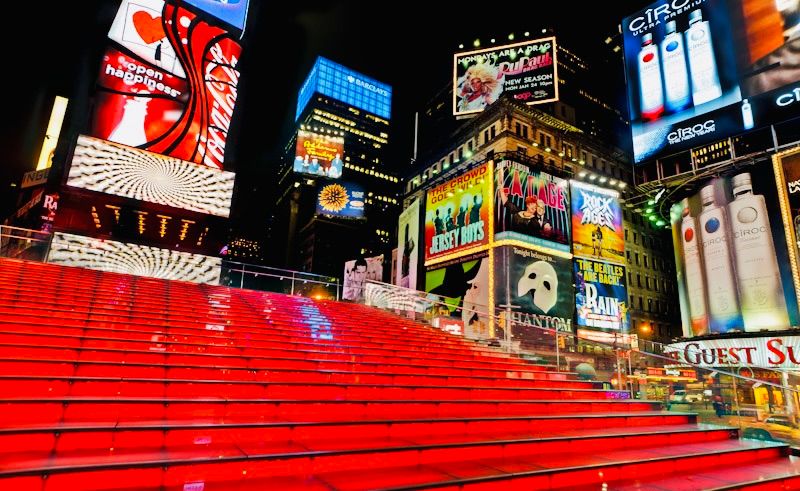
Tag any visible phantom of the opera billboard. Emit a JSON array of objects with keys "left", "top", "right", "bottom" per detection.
[
  {"left": 574, "top": 258, "right": 630, "bottom": 332},
  {"left": 494, "top": 160, "right": 570, "bottom": 253},
  {"left": 424, "top": 163, "right": 492, "bottom": 265},
  {"left": 453, "top": 37, "right": 558, "bottom": 116},
  {"left": 293, "top": 129, "right": 345, "bottom": 179},
  {"left": 494, "top": 245, "right": 574, "bottom": 335},
  {"left": 671, "top": 161, "right": 799, "bottom": 337},
  {"left": 571, "top": 181, "right": 624, "bottom": 264}
]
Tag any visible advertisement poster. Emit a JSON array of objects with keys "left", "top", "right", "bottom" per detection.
[
  {"left": 184, "top": 0, "right": 249, "bottom": 31},
  {"left": 574, "top": 258, "right": 630, "bottom": 332},
  {"left": 91, "top": 47, "right": 188, "bottom": 149},
  {"left": 776, "top": 149, "right": 800, "bottom": 306},
  {"left": 425, "top": 253, "right": 490, "bottom": 339},
  {"left": 101, "top": 0, "right": 243, "bottom": 170},
  {"left": 397, "top": 199, "right": 420, "bottom": 290},
  {"left": 494, "top": 245, "right": 574, "bottom": 334},
  {"left": 571, "top": 181, "right": 624, "bottom": 264},
  {"left": 424, "top": 163, "right": 492, "bottom": 264},
  {"left": 293, "top": 130, "right": 345, "bottom": 178},
  {"left": 670, "top": 162, "right": 798, "bottom": 337},
  {"left": 494, "top": 160, "right": 570, "bottom": 253},
  {"left": 315, "top": 182, "right": 365, "bottom": 219},
  {"left": 623, "top": 0, "right": 800, "bottom": 162},
  {"left": 343, "top": 255, "right": 383, "bottom": 302},
  {"left": 67, "top": 135, "right": 235, "bottom": 218},
  {"left": 453, "top": 37, "right": 558, "bottom": 116}
]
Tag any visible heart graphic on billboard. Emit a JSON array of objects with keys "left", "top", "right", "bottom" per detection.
[{"left": 132, "top": 11, "right": 164, "bottom": 44}]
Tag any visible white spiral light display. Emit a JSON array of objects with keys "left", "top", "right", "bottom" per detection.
[{"left": 67, "top": 135, "right": 235, "bottom": 217}]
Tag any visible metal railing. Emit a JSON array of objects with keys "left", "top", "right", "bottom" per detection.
[
  {"left": 0, "top": 225, "right": 52, "bottom": 262},
  {"left": 362, "top": 279, "right": 800, "bottom": 448},
  {"left": 219, "top": 261, "right": 340, "bottom": 300},
  {"left": 0, "top": 226, "right": 341, "bottom": 300}
]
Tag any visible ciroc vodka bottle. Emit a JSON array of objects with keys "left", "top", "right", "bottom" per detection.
[
  {"left": 728, "top": 172, "right": 789, "bottom": 331},
  {"left": 698, "top": 183, "right": 743, "bottom": 332},
  {"left": 638, "top": 32, "right": 665, "bottom": 121},
  {"left": 741, "top": 99, "right": 754, "bottom": 130},
  {"left": 686, "top": 9, "right": 723, "bottom": 106},
  {"left": 662, "top": 20, "right": 691, "bottom": 112},
  {"left": 680, "top": 198, "right": 709, "bottom": 335}
]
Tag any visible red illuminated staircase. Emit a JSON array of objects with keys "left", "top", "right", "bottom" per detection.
[{"left": 0, "top": 258, "right": 799, "bottom": 490}]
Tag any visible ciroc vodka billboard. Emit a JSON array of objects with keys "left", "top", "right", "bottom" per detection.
[
  {"left": 623, "top": 0, "right": 800, "bottom": 163},
  {"left": 670, "top": 161, "right": 799, "bottom": 337}
]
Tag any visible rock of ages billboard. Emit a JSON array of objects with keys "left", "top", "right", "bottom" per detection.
[
  {"left": 570, "top": 181, "right": 624, "bottom": 264},
  {"left": 494, "top": 160, "right": 570, "bottom": 253},
  {"left": 574, "top": 258, "right": 630, "bottom": 332},
  {"left": 425, "top": 163, "right": 491, "bottom": 264},
  {"left": 494, "top": 245, "right": 574, "bottom": 334},
  {"left": 93, "top": 0, "right": 243, "bottom": 170}
]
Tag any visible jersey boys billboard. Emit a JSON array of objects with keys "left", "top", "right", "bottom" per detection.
[
  {"left": 624, "top": 0, "right": 800, "bottom": 163},
  {"left": 454, "top": 38, "right": 558, "bottom": 116},
  {"left": 495, "top": 160, "right": 570, "bottom": 253},
  {"left": 98, "top": 0, "right": 242, "bottom": 170},
  {"left": 571, "top": 181, "right": 624, "bottom": 264},
  {"left": 574, "top": 258, "right": 630, "bottom": 332},
  {"left": 425, "top": 163, "right": 491, "bottom": 264}
]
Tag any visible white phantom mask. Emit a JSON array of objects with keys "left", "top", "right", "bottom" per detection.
[{"left": 517, "top": 260, "right": 558, "bottom": 314}]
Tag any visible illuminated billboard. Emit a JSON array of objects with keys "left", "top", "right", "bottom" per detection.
[
  {"left": 624, "top": 0, "right": 800, "bottom": 163},
  {"left": 67, "top": 135, "right": 235, "bottom": 218},
  {"left": 296, "top": 56, "right": 392, "bottom": 120},
  {"left": 48, "top": 232, "right": 222, "bottom": 284},
  {"left": 343, "top": 255, "right": 383, "bottom": 302},
  {"left": 397, "top": 199, "right": 420, "bottom": 290},
  {"left": 424, "top": 163, "right": 492, "bottom": 265},
  {"left": 570, "top": 181, "right": 624, "bottom": 264},
  {"left": 670, "top": 163, "right": 799, "bottom": 337},
  {"left": 667, "top": 336, "right": 800, "bottom": 369},
  {"left": 453, "top": 37, "right": 558, "bottom": 116},
  {"left": 425, "top": 253, "right": 490, "bottom": 339},
  {"left": 184, "top": 0, "right": 249, "bottom": 31},
  {"left": 494, "top": 245, "right": 574, "bottom": 333},
  {"left": 574, "top": 258, "right": 630, "bottom": 332},
  {"left": 316, "top": 182, "right": 365, "bottom": 219},
  {"left": 494, "top": 160, "right": 570, "bottom": 253},
  {"left": 294, "top": 130, "right": 345, "bottom": 178},
  {"left": 775, "top": 149, "right": 800, "bottom": 308},
  {"left": 104, "top": 0, "right": 242, "bottom": 170}
]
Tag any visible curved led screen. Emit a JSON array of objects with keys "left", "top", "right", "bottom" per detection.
[{"left": 67, "top": 135, "right": 234, "bottom": 218}]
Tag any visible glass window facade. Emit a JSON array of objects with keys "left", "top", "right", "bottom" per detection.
[{"left": 296, "top": 57, "right": 392, "bottom": 120}]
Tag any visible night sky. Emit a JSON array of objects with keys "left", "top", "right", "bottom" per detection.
[{"left": 1, "top": 1, "right": 651, "bottom": 231}]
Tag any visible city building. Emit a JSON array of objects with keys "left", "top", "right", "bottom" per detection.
[
  {"left": 13, "top": 1, "right": 250, "bottom": 284},
  {"left": 273, "top": 56, "right": 401, "bottom": 278},
  {"left": 404, "top": 95, "right": 680, "bottom": 342}
]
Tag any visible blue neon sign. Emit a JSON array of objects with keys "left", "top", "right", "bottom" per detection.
[{"left": 296, "top": 57, "right": 392, "bottom": 120}]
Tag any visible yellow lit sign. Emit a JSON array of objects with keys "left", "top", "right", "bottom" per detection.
[{"left": 36, "top": 96, "right": 68, "bottom": 170}]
